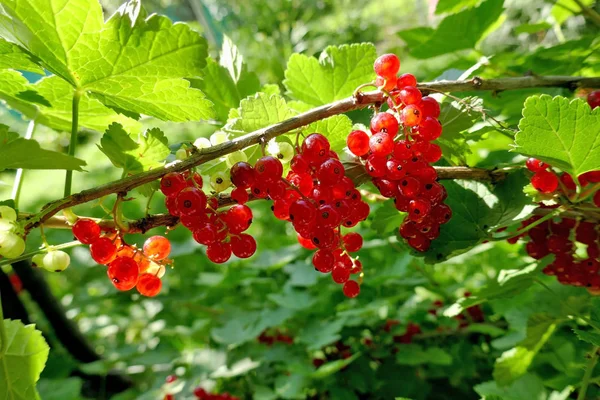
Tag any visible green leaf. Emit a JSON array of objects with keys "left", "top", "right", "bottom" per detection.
[
  {"left": 514, "top": 22, "right": 552, "bottom": 34},
  {"left": 229, "top": 93, "right": 295, "bottom": 133},
  {"left": 37, "top": 378, "right": 83, "bottom": 400},
  {"left": 306, "top": 114, "right": 353, "bottom": 154},
  {"left": 493, "top": 313, "right": 558, "bottom": 385},
  {"left": 475, "top": 374, "right": 548, "bottom": 400},
  {"left": 514, "top": 95, "right": 600, "bottom": 178},
  {"left": 0, "top": 0, "right": 214, "bottom": 122},
  {"left": 436, "top": 97, "right": 483, "bottom": 164},
  {"left": 283, "top": 43, "right": 377, "bottom": 106},
  {"left": 0, "top": 71, "right": 141, "bottom": 133},
  {"left": 191, "top": 59, "right": 242, "bottom": 123},
  {"left": 552, "top": 0, "right": 595, "bottom": 24},
  {"left": 0, "top": 320, "right": 50, "bottom": 400},
  {"left": 398, "top": 0, "right": 504, "bottom": 59},
  {"left": 311, "top": 352, "right": 361, "bottom": 379},
  {"left": 98, "top": 124, "right": 170, "bottom": 175},
  {"left": 268, "top": 288, "right": 316, "bottom": 310},
  {"left": 297, "top": 318, "right": 346, "bottom": 351},
  {"left": 423, "top": 171, "right": 533, "bottom": 263},
  {"left": 435, "top": 0, "right": 482, "bottom": 14},
  {"left": 572, "top": 329, "right": 600, "bottom": 346},
  {"left": 275, "top": 373, "right": 307, "bottom": 399},
  {"left": 370, "top": 201, "right": 405, "bottom": 235},
  {"left": 396, "top": 344, "right": 453, "bottom": 366},
  {"left": 211, "top": 308, "right": 293, "bottom": 346},
  {"left": 0, "top": 124, "right": 86, "bottom": 171},
  {"left": 0, "top": 38, "right": 43, "bottom": 74}
]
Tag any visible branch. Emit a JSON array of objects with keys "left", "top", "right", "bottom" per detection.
[{"left": 23, "top": 75, "right": 600, "bottom": 233}]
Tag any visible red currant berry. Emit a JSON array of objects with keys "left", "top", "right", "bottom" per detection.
[
  {"left": 311, "top": 229, "right": 337, "bottom": 249},
  {"left": 373, "top": 53, "right": 400, "bottom": 78},
  {"left": 230, "top": 162, "right": 256, "bottom": 188},
  {"left": 408, "top": 199, "right": 432, "bottom": 222},
  {"left": 317, "top": 159, "right": 345, "bottom": 185},
  {"left": 375, "top": 75, "right": 397, "bottom": 91},
  {"left": 399, "top": 86, "right": 422, "bottom": 105},
  {"left": 223, "top": 205, "right": 253, "bottom": 234},
  {"left": 267, "top": 180, "right": 288, "bottom": 200},
  {"left": 206, "top": 242, "right": 232, "bottom": 263},
  {"left": 160, "top": 172, "right": 187, "bottom": 197},
  {"left": 370, "top": 113, "right": 399, "bottom": 137},
  {"left": 298, "top": 234, "right": 317, "bottom": 250},
  {"left": 368, "top": 132, "right": 393, "bottom": 157},
  {"left": 531, "top": 170, "right": 559, "bottom": 193},
  {"left": 401, "top": 105, "right": 422, "bottom": 127},
  {"left": 107, "top": 256, "right": 139, "bottom": 291},
  {"left": 588, "top": 90, "right": 600, "bottom": 109},
  {"left": 143, "top": 236, "right": 171, "bottom": 260},
  {"left": 313, "top": 249, "right": 334, "bottom": 273},
  {"left": 176, "top": 187, "right": 207, "bottom": 216},
  {"left": 407, "top": 233, "right": 431, "bottom": 252},
  {"left": 90, "top": 237, "right": 118, "bottom": 264},
  {"left": 230, "top": 234, "right": 257, "bottom": 258},
  {"left": 385, "top": 158, "right": 406, "bottom": 180},
  {"left": 398, "top": 177, "right": 422, "bottom": 199},
  {"left": 346, "top": 130, "right": 370, "bottom": 157},
  {"left": 419, "top": 96, "right": 440, "bottom": 118},
  {"left": 397, "top": 73, "right": 417, "bottom": 89},
  {"left": 525, "top": 158, "right": 548, "bottom": 172},
  {"left": 231, "top": 187, "right": 249, "bottom": 204},
  {"left": 291, "top": 154, "right": 310, "bottom": 174},
  {"left": 136, "top": 274, "right": 162, "bottom": 297},
  {"left": 365, "top": 155, "right": 388, "bottom": 177},
  {"left": 332, "top": 265, "right": 350, "bottom": 284},
  {"left": 373, "top": 178, "right": 398, "bottom": 198},
  {"left": 289, "top": 199, "right": 316, "bottom": 225},
  {"left": 166, "top": 375, "right": 177, "bottom": 383},
  {"left": 315, "top": 204, "right": 341, "bottom": 229},
  {"left": 255, "top": 156, "right": 283, "bottom": 183},
  {"left": 431, "top": 203, "right": 452, "bottom": 225},
  {"left": 418, "top": 117, "right": 442, "bottom": 140},
  {"left": 343, "top": 280, "right": 360, "bottom": 298},
  {"left": 301, "top": 133, "right": 330, "bottom": 163},
  {"left": 72, "top": 219, "right": 101, "bottom": 244},
  {"left": 193, "top": 223, "right": 219, "bottom": 245},
  {"left": 343, "top": 232, "right": 362, "bottom": 252}
]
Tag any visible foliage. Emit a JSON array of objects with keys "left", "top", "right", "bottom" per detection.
[{"left": 0, "top": 0, "right": 599, "bottom": 399}]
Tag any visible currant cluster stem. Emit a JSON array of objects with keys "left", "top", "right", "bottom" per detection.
[
  {"left": 64, "top": 91, "right": 81, "bottom": 197},
  {"left": 22, "top": 75, "right": 600, "bottom": 233}
]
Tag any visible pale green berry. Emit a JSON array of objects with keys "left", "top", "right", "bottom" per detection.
[
  {"left": 225, "top": 151, "right": 248, "bottom": 168},
  {"left": 0, "top": 206, "right": 17, "bottom": 221},
  {"left": 268, "top": 141, "right": 294, "bottom": 163},
  {"left": 0, "top": 231, "right": 25, "bottom": 259},
  {"left": 42, "top": 250, "right": 70, "bottom": 272},
  {"left": 210, "top": 171, "right": 231, "bottom": 192},
  {"left": 210, "top": 131, "right": 228, "bottom": 146},
  {"left": 32, "top": 253, "right": 46, "bottom": 268},
  {"left": 0, "top": 218, "right": 13, "bottom": 232},
  {"left": 146, "top": 262, "right": 166, "bottom": 278},
  {"left": 175, "top": 148, "right": 188, "bottom": 160},
  {"left": 193, "top": 137, "right": 211, "bottom": 150}
]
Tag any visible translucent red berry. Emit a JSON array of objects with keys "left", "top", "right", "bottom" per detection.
[
  {"left": 289, "top": 199, "right": 316, "bottom": 225},
  {"left": 419, "top": 96, "right": 440, "bottom": 118},
  {"left": 107, "top": 256, "right": 139, "bottom": 291},
  {"left": 301, "top": 133, "right": 330, "bottom": 163},
  {"left": 401, "top": 105, "right": 422, "bottom": 127},
  {"left": 312, "top": 249, "right": 334, "bottom": 273},
  {"left": 531, "top": 170, "right": 559, "bottom": 193},
  {"left": 345, "top": 130, "right": 370, "bottom": 157},
  {"left": 397, "top": 73, "right": 417, "bottom": 89},
  {"left": 230, "top": 234, "right": 257, "bottom": 258},
  {"left": 231, "top": 187, "right": 249, "bottom": 204},
  {"left": 399, "top": 86, "right": 422, "bottom": 105},
  {"left": 375, "top": 75, "right": 397, "bottom": 91},
  {"left": 525, "top": 158, "right": 548, "bottom": 172},
  {"left": 588, "top": 90, "right": 600, "bottom": 109},
  {"left": 136, "top": 273, "right": 162, "bottom": 297},
  {"left": 317, "top": 159, "right": 345, "bottom": 185},
  {"left": 143, "top": 236, "right": 171, "bottom": 260},
  {"left": 255, "top": 156, "right": 283, "bottom": 182},
  {"left": 90, "top": 237, "right": 118, "bottom": 264},
  {"left": 370, "top": 113, "right": 399, "bottom": 137},
  {"left": 223, "top": 205, "right": 253, "bottom": 234},
  {"left": 418, "top": 117, "right": 442, "bottom": 140},
  {"left": 176, "top": 187, "right": 207, "bottom": 216},
  {"left": 332, "top": 265, "right": 350, "bottom": 284},
  {"left": 160, "top": 172, "right": 187, "bottom": 197},
  {"left": 369, "top": 132, "right": 394, "bottom": 156},
  {"left": 373, "top": 53, "right": 400, "bottom": 78},
  {"left": 72, "top": 219, "right": 101, "bottom": 244},
  {"left": 343, "top": 232, "right": 363, "bottom": 252},
  {"left": 343, "top": 280, "right": 360, "bottom": 298},
  {"left": 193, "top": 223, "right": 219, "bottom": 245},
  {"left": 230, "top": 161, "right": 256, "bottom": 188},
  {"left": 206, "top": 243, "right": 232, "bottom": 263}
]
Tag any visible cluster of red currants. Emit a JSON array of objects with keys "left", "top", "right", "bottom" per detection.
[
  {"left": 249, "top": 133, "right": 367, "bottom": 298},
  {"left": 257, "top": 329, "right": 294, "bottom": 346},
  {"left": 161, "top": 171, "right": 256, "bottom": 263},
  {"left": 72, "top": 219, "right": 169, "bottom": 296},
  {"left": 510, "top": 211, "right": 600, "bottom": 292},
  {"left": 347, "top": 53, "right": 452, "bottom": 252},
  {"left": 527, "top": 158, "right": 600, "bottom": 204}
]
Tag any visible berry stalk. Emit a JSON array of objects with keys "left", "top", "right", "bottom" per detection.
[{"left": 64, "top": 91, "right": 82, "bottom": 197}]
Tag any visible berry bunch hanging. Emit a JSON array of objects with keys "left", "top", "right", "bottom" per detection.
[
  {"left": 348, "top": 53, "right": 452, "bottom": 252},
  {"left": 71, "top": 218, "right": 170, "bottom": 296},
  {"left": 161, "top": 170, "right": 256, "bottom": 263},
  {"left": 230, "top": 133, "right": 369, "bottom": 298}
]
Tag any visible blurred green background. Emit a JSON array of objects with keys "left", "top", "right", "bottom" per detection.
[{"left": 1, "top": 0, "right": 599, "bottom": 399}]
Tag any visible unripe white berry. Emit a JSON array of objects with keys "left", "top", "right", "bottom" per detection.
[
  {"left": 0, "top": 218, "right": 13, "bottom": 232},
  {"left": 210, "top": 131, "right": 228, "bottom": 146},
  {"left": 268, "top": 141, "right": 294, "bottom": 163},
  {"left": 0, "top": 231, "right": 25, "bottom": 259},
  {"left": 210, "top": 171, "right": 231, "bottom": 192},
  {"left": 193, "top": 137, "right": 211, "bottom": 150},
  {"left": 225, "top": 151, "right": 247, "bottom": 168},
  {"left": 32, "top": 253, "right": 46, "bottom": 268},
  {"left": 42, "top": 250, "right": 70, "bottom": 272},
  {"left": 0, "top": 206, "right": 17, "bottom": 221}
]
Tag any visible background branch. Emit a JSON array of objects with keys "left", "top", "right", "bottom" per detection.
[{"left": 23, "top": 75, "right": 600, "bottom": 233}]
